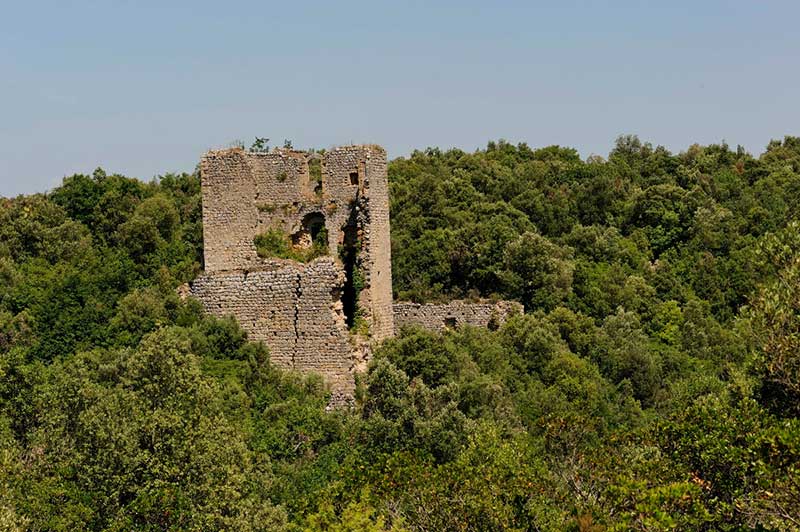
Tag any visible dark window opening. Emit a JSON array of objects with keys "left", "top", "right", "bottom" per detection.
[
  {"left": 308, "top": 218, "right": 324, "bottom": 242},
  {"left": 444, "top": 317, "right": 457, "bottom": 329},
  {"left": 341, "top": 224, "right": 359, "bottom": 328},
  {"left": 349, "top": 171, "right": 359, "bottom": 186}
]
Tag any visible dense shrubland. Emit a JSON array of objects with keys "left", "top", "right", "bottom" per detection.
[{"left": 1, "top": 136, "right": 799, "bottom": 530}]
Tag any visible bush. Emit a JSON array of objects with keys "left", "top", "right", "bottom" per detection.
[{"left": 254, "top": 228, "right": 328, "bottom": 263}]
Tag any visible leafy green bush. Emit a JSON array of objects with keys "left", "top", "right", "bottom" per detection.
[
  {"left": 254, "top": 227, "right": 328, "bottom": 263},
  {"left": 254, "top": 228, "right": 292, "bottom": 259}
]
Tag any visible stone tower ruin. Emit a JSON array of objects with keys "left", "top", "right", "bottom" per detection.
[
  {"left": 191, "top": 145, "right": 393, "bottom": 400},
  {"left": 189, "top": 143, "right": 522, "bottom": 401}
]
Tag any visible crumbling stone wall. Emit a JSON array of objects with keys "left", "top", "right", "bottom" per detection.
[{"left": 393, "top": 300, "right": 524, "bottom": 334}]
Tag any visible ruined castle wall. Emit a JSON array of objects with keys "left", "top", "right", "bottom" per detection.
[
  {"left": 318, "top": 147, "right": 367, "bottom": 256},
  {"left": 190, "top": 257, "right": 355, "bottom": 399},
  {"left": 393, "top": 300, "right": 524, "bottom": 334},
  {"left": 189, "top": 264, "right": 298, "bottom": 367},
  {"left": 201, "top": 149, "right": 318, "bottom": 272},
  {"left": 321, "top": 145, "right": 394, "bottom": 341}
]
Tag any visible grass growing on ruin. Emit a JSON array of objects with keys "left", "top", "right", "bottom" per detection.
[
  {"left": 254, "top": 229, "right": 289, "bottom": 258},
  {"left": 254, "top": 228, "right": 328, "bottom": 263},
  {"left": 351, "top": 308, "right": 370, "bottom": 336}
]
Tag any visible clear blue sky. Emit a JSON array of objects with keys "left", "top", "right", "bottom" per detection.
[{"left": 1, "top": 0, "right": 798, "bottom": 196}]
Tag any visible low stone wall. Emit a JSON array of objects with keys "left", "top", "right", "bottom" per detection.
[
  {"left": 190, "top": 257, "right": 355, "bottom": 401},
  {"left": 393, "top": 300, "right": 523, "bottom": 334}
]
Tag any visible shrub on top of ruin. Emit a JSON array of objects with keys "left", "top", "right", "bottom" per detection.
[
  {"left": 254, "top": 229, "right": 291, "bottom": 260},
  {"left": 249, "top": 137, "right": 269, "bottom": 153}
]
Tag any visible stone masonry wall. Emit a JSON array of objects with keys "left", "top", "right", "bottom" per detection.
[
  {"left": 190, "top": 257, "right": 355, "bottom": 400},
  {"left": 393, "top": 300, "right": 524, "bottom": 334},
  {"left": 365, "top": 150, "right": 394, "bottom": 342}
]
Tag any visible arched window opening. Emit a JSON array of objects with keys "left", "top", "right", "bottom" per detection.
[{"left": 292, "top": 212, "right": 327, "bottom": 254}]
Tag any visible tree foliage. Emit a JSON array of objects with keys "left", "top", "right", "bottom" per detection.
[{"left": 1, "top": 136, "right": 800, "bottom": 530}]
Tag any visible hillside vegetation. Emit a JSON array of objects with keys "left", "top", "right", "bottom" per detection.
[{"left": 1, "top": 136, "right": 800, "bottom": 530}]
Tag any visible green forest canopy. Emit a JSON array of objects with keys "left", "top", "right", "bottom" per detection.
[{"left": 1, "top": 136, "right": 800, "bottom": 530}]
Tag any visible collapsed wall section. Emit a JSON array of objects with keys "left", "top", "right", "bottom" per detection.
[
  {"left": 190, "top": 257, "right": 355, "bottom": 400},
  {"left": 393, "top": 300, "right": 524, "bottom": 334}
]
